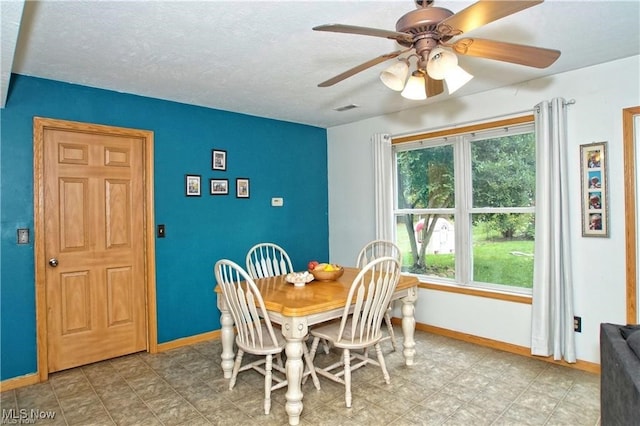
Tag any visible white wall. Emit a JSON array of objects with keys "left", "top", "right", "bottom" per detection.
[{"left": 327, "top": 55, "right": 640, "bottom": 364}]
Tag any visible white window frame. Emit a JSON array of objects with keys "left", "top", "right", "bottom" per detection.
[{"left": 392, "top": 121, "right": 535, "bottom": 295}]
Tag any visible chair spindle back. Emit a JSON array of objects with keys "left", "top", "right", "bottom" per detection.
[
  {"left": 215, "top": 259, "right": 280, "bottom": 349},
  {"left": 337, "top": 256, "right": 401, "bottom": 344},
  {"left": 246, "top": 243, "right": 294, "bottom": 279}
]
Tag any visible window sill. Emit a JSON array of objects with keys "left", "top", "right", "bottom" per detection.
[{"left": 417, "top": 280, "right": 532, "bottom": 304}]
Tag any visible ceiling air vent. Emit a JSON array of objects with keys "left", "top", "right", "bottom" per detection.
[{"left": 334, "top": 104, "right": 359, "bottom": 112}]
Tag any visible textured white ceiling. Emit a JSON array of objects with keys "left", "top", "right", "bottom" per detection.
[{"left": 3, "top": 0, "right": 639, "bottom": 128}]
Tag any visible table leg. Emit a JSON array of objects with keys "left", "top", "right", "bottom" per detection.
[
  {"left": 401, "top": 286, "right": 418, "bottom": 366},
  {"left": 281, "top": 318, "right": 308, "bottom": 426},
  {"left": 219, "top": 308, "right": 235, "bottom": 379}
]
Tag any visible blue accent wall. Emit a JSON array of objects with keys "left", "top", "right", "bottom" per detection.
[{"left": 0, "top": 75, "right": 328, "bottom": 381}]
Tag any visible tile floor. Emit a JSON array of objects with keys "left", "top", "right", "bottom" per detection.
[{"left": 1, "top": 331, "right": 601, "bottom": 425}]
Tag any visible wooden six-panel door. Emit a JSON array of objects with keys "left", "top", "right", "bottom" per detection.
[{"left": 38, "top": 120, "right": 151, "bottom": 373}]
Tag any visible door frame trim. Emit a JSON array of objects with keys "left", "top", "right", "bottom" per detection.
[
  {"left": 33, "top": 117, "right": 157, "bottom": 381},
  {"left": 624, "top": 106, "right": 640, "bottom": 324}
]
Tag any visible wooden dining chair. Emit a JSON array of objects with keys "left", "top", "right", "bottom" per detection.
[
  {"left": 246, "top": 242, "right": 294, "bottom": 279},
  {"left": 308, "top": 256, "right": 401, "bottom": 408},
  {"left": 247, "top": 242, "right": 334, "bottom": 357},
  {"left": 214, "top": 259, "right": 320, "bottom": 414},
  {"left": 356, "top": 239, "right": 402, "bottom": 351}
]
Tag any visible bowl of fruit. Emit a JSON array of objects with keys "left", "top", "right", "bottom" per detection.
[{"left": 307, "top": 261, "right": 344, "bottom": 281}]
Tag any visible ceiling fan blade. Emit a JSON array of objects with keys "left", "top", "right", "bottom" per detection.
[
  {"left": 437, "top": 0, "right": 543, "bottom": 35},
  {"left": 313, "top": 24, "right": 413, "bottom": 44},
  {"left": 452, "top": 38, "right": 560, "bottom": 68},
  {"left": 318, "top": 49, "right": 410, "bottom": 87},
  {"left": 425, "top": 75, "right": 444, "bottom": 97}
]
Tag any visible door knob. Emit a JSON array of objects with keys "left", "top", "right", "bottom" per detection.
[{"left": 48, "top": 258, "right": 58, "bottom": 267}]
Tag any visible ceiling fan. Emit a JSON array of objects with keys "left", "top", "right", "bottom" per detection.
[{"left": 314, "top": 0, "right": 561, "bottom": 100}]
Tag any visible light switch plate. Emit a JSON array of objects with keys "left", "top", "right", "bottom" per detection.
[
  {"left": 271, "top": 197, "right": 284, "bottom": 207},
  {"left": 17, "top": 228, "right": 30, "bottom": 244}
]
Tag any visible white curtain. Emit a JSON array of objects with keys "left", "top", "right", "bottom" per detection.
[
  {"left": 373, "top": 133, "right": 393, "bottom": 240},
  {"left": 531, "top": 98, "right": 576, "bottom": 363}
]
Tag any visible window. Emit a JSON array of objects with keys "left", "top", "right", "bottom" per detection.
[{"left": 393, "top": 117, "right": 535, "bottom": 294}]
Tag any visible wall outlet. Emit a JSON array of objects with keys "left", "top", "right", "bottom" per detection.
[
  {"left": 574, "top": 316, "right": 582, "bottom": 333},
  {"left": 271, "top": 197, "right": 283, "bottom": 207}
]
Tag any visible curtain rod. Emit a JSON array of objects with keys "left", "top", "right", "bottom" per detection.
[
  {"left": 533, "top": 98, "right": 577, "bottom": 112},
  {"left": 391, "top": 109, "right": 534, "bottom": 140},
  {"left": 391, "top": 99, "right": 577, "bottom": 140}
]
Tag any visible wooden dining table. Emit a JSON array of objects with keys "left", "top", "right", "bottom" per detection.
[{"left": 215, "top": 267, "right": 419, "bottom": 426}]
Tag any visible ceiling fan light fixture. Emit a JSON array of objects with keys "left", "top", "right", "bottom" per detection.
[
  {"left": 401, "top": 72, "right": 427, "bottom": 100},
  {"left": 315, "top": 1, "right": 561, "bottom": 96},
  {"left": 426, "top": 47, "right": 457, "bottom": 80},
  {"left": 380, "top": 59, "right": 410, "bottom": 91},
  {"left": 444, "top": 65, "right": 473, "bottom": 94}
]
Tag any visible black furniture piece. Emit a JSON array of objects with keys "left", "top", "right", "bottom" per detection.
[{"left": 599, "top": 323, "right": 640, "bottom": 426}]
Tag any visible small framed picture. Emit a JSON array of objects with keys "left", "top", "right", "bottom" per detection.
[
  {"left": 236, "top": 178, "right": 250, "bottom": 198},
  {"left": 580, "top": 142, "right": 608, "bottom": 237},
  {"left": 210, "top": 179, "right": 228, "bottom": 195},
  {"left": 212, "top": 149, "right": 227, "bottom": 171},
  {"left": 185, "top": 174, "right": 201, "bottom": 197}
]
